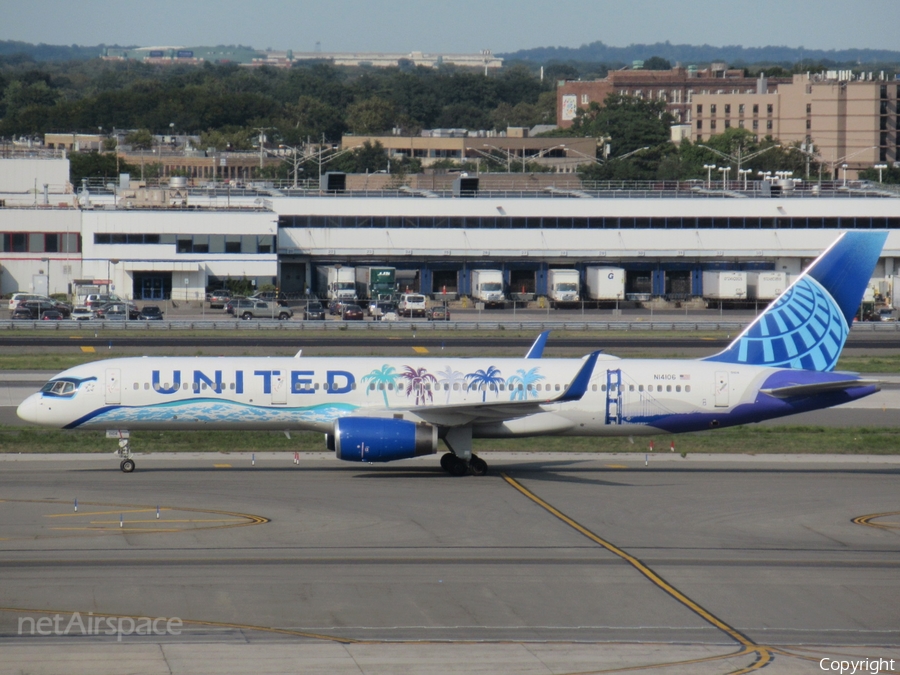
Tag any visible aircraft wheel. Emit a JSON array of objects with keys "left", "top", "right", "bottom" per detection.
[
  {"left": 469, "top": 455, "right": 488, "bottom": 476},
  {"left": 447, "top": 456, "right": 469, "bottom": 477},
  {"left": 120, "top": 459, "right": 135, "bottom": 473},
  {"left": 440, "top": 453, "right": 455, "bottom": 472}
]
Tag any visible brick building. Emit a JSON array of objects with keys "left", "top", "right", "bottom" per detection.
[{"left": 557, "top": 65, "right": 790, "bottom": 128}]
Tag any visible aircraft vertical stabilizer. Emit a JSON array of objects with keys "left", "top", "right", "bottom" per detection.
[{"left": 704, "top": 231, "right": 887, "bottom": 372}]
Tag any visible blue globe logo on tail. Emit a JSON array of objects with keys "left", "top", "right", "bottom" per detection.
[
  {"left": 729, "top": 276, "right": 847, "bottom": 371},
  {"left": 705, "top": 231, "right": 887, "bottom": 372}
]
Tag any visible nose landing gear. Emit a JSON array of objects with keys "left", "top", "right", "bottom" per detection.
[{"left": 115, "top": 436, "right": 135, "bottom": 473}]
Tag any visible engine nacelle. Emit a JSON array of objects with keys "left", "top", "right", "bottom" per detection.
[{"left": 333, "top": 417, "right": 438, "bottom": 462}]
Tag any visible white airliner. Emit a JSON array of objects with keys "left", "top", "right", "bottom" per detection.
[{"left": 18, "top": 231, "right": 886, "bottom": 475}]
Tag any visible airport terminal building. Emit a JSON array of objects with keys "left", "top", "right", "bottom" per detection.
[{"left": 1, "top": 158, "right": 899, "bottom": 302}]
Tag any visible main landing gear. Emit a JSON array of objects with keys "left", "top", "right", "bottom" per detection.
[
  {"left": 116, "top": 437, "right": 135, "bottom": 473},
  {"left": 440, "top": 426, "right": 487, "bottom": 476},
  {"left": 440, "top": 452, "right": 488, "bottom": 476}
]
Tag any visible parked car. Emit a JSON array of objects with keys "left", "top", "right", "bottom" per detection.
[
  {"left": 398, "top": 293, "right": 427, "bottom": 318},
  {"left": 70, "top": 306, "right": 96, "bottom": 321},
  {"left": 98, "top": 303, "right": 129, "bottom": 320},
  {"left": 251, "top": 291, "right": 288, "bottom": 304},
  {"left": 302, "top": 301, "right": 326, "bottom": 320},
  {"left": 229, "top": 299, "right": 293, "bottom": 320},
  {"left": 341, "top": 303, "right": 365, "bottom": 321},
  {"left": 426, "top": 305, "right": 451, "bottom": 321},
  {"left": 138, "top": 305, "right": 164, "bottom": 320},
  {"left": 40, "top": 310, "right": 65, "bottom": 320},
  {"left": 11, "top": 307, "right": 34, "bottom": 320},
  {"left": 84, "top": 293, "right": 125, "bottom": 309},
  {"left": 8, "top": 293, "right": 51, "bottom": 311},
  {"left": 879, "top": 307, "right": 894, "bottom": 321},
  {"left": 20, "top": 300, "right": 71, "bottom": 319},
  {"left": 208, "top": 289, "right": 232, "bottom": 309},
  {"left": 223, "top": 296, "right": 247, "bottom": 314}
]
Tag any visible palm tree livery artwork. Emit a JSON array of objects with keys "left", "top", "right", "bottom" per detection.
[
  {"left": 436, "top": 366, "right": 467, "bottom": 404},
  {"left": 465, "top": 366, "right": 505, "bottom": 402},
  {"left": 400, "top": 366, "right": 438, "bottom": 405},
  {"left": 360, "top": 365, "right": 399, "bottom": 407},
  {"left": 506, "top": 367, "right": 545, "bottom": 400}
]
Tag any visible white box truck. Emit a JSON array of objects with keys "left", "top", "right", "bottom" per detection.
[
  {"left": 747, "top": 271, "right": 787, "bottom": 301},
  {"left": 584, "top": 267, "right": 626, "bottom": 301},
  {"left": 469, "top": 270, "right": 505, "bottom": 306},
  {"left": 317, "top": 266, "right": 357, "bottom": 301},
  {"left": 547, "top": 269, "right": 581, "bottom": 307},
  {"left": 702, "top": 271, "right": 748, "bottom": 300}
]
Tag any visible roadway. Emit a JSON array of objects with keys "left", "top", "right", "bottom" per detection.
[{"left": 0, "top": 453, "right": 897, "bottom": 674}]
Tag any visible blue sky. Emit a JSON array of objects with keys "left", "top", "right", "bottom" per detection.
[{"left": 1, "top": 0, "right": 896, "bottom": 54}]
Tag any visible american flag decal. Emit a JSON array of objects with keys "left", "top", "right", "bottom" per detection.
[{"left": 679, "top": 374, "right": 691, "bottom": 380}]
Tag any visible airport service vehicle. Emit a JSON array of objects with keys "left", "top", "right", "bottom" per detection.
[
  {"left": 547, "top": 269, "right": 581, "bottom": 307},
  {"left": 398, "top": 293, "right": 427, "bottom": 318},
  {"left": 469, "top": 270, "right": 505, "bottom": 306},
  {"left": 747, "top": 272, "right": 787, "bottom": 301},
  {"left": 584, "top": 267, "right": 626, "bottom": 301},
  {"left": 17, "top": 233, "right": 886, "bottom": 476},
  {"left": 355, "top": 266, "right": 396, "bottom": 301},
  {"left": 317, "top": 266, "right": 357, "bottom": 301},
  {"left": 702, "top": 271, "right": 748, "bottom": 301}
]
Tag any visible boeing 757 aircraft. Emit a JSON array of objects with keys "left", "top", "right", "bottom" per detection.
[{"left": 18, "top": 231, "right": 886, "bottom": 475}]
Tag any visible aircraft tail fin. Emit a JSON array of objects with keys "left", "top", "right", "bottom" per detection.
[{"left": 704, "top": 231, "right": 887, "bottom": 372}]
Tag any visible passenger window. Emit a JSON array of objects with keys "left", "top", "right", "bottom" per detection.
[
  {"left": 144, "top": 383, "right": 150, "bottom": 390},
  {"left": 591, "top": 385, "right": 597, "bottom": 392},
  {"left": 685, "top": 385, "right": 691, "bottom": 392},
  {"left": 133, "top": 383, "right": 139, "bottom": 390},
  {"left": 601, "top": 384, "right": 607, "bottom": 391},
  {"left": 629, "top": 385, "right": 634, "bottom": 392},
  {"left": 453, "top": 383, "right": 460, "bottom": 391},
  {"left": 638, "top": 385, "right": 644, "bottom": 392},
  {"left": 666, "top": 385, "right": 672, "bottom": 392},
  {"left": 657, "top": 385, "right": 663, "bottom": 392},
  {"left": 676, "top": 385, "right": 681, "bottom": 392}
]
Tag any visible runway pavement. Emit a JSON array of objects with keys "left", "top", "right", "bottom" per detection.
[{"left": 0, "top": 453, "right": 898, "bottom": 674}]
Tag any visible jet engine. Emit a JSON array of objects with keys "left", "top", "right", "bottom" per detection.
[{"left": 331, "top": 417, "right": 438, "bottom": 462}]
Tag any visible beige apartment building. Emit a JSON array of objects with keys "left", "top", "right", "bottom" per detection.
[{"left": 693, "top": 72, "right": 897, "bottom": 176}]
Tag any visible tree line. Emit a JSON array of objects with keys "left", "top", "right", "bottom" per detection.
[{"left": 0, "top": 55, "right": 865, "bottom": 183}]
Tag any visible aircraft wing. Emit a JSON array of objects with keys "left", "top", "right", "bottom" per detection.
[
  {"left": 405, "top": 351, "right": 600, "bottom": 426},
  {"left": 760, "top": 378, "right": 880, "bottom": 399}
]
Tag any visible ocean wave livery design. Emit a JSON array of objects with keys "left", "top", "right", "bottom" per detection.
[
  {"left": 712, "top": 276, "right": 848, "bottom": 371},
  {"left": 76, "top": 399, "right": 359, "bottom": 427}
]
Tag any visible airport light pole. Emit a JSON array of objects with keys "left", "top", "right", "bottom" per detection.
[
  {"left": 738, "top": 168, "right": 752, "bottom": 190},
  {"left": 717, "top": 166, "right": 731, "bottom": 192},
  {"left": 704, "top": 164, "right": 716, "bottom": 189},
  {"left": 874, "top": 163, "right": 888, "bottom": 182}
]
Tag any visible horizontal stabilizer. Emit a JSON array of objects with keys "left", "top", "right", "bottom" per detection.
[
  {"left": 760, "top": 379, "right": 879, "bottom": 399},
  {"left": 525, "top": 331, "right": 551, "bottom": 359}
]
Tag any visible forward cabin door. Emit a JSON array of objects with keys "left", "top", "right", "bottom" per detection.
[
  {"left": 272, "top": 371, "right": 287, "bottom": 405},
  {"left": 714, "top": 371, "right": 729, "bottom": 407},
  {"left": 105, "top": 368, "right": 121, "bottom": 405}
]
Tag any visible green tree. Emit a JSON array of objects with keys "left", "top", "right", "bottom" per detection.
[
  {"left": 69, "top": 151, "right": 135, "bottom": 184},
  {"left": 345, "top": 96, "right": 395, "bottom": 134},
  {"left": 570, "top": 93, "right": 674, "bottom": 156},
  {"left": 642, "top": 56, "right": 672, "bottom": 70},
  {"left": 124, "top": 128, "right": 153, "bottom": 149},
  {"left": 859, "top": 165, "right": 900, "bottom": 184}
]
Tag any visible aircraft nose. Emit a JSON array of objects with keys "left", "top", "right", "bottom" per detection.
[{"left": 17, "top": 393, "right": 43, "bottom": 425}]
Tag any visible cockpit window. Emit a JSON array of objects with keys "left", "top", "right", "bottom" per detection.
[{"left": 41, "top": 380, "right": 77, "bottom": 397}]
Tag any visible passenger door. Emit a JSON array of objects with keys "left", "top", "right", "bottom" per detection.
[
  {"left": 714, "top": 371, "right": 729, "bottom": 407},
  {"left": 105, "top": 368, "right": 121, "bottom": 405}
]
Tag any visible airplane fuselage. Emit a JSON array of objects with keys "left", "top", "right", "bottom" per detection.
[{"left": 17, "top": 354, "right": 876, "bottom": 438}]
